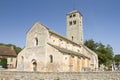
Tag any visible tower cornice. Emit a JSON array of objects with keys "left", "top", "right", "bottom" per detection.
[{"left": 67, "top": 10, "right": 83, "bottom": 16}]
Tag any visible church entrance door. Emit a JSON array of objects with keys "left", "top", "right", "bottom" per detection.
[
  {"left": 31, "top": 59, "right": 37, "bottom": 71},
  {"left": 33, "top": 62, "right": 37, "bottom": 71}
]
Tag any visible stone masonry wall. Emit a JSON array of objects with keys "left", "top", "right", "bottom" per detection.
[{"left": 0, "top": 71, "right": 120, "bottom": 80}]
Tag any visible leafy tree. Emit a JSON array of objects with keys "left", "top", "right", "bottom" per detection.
[
  {"left": 84, "top": 39, "right": 98, "bottom": 51},
  {"left": 84, "top": 39, "right": 113, "bottom": 67},
  {"left": 114, "top": 54, "right": 120, "bottom": 67},
  {"left": 0, "top": 58, "right": 7, "bottom": 68},
  {"left": 96, "top": 43, "right": 113, "bottom": 66}
]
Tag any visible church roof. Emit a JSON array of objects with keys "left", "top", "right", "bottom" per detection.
[
  {"left": 48, "top": 43, "right": 90, "bottom": 59},
  {"left": 0, "top": 46, "right": 17, "bottom": 57}
]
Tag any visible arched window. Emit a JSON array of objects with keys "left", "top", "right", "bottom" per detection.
[
  {"left": 49, "top": 55, "right": 53, "bottom": 63},
  {"left": 72, "top": 36, "right": 74, "bottom": 41},
  {"left": 73, "top": 14, "right": 76, "bottom": 17},
  {"left": 69, "top": 21, "right": 72, "bottom": 25},
  {"left": 34, "top": 37, "right": 38, "bottom": 46},
  {"left": 21, "top": 56, "right": 24, "bottom": 64},
  {"left": 73, "top": 20, "right": 76, "bottom": 24},
  {"left": 69, "top": 15, "right": 72, "bottom": 18}
]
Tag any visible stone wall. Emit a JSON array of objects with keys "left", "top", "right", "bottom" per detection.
[{"left": 0, "top": 71, "right": 120, "bottom": 80}]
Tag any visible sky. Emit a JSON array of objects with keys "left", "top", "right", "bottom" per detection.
[{"left": 0, "top": 0, "right": 120, "bottom": 54}]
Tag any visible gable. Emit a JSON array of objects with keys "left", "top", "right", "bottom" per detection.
[
  {"left": 26, "top": 22, "right": 50, "bottom": 48},
  {"left": 27, "top": 22, "right": 49, "bottom": 35}
]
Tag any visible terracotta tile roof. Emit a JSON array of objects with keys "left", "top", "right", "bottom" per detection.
[{"left": 0, "top": 45, "right": 16, "bottom": 57}]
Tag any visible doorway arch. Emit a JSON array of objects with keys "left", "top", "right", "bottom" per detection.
[{"left": 31, "top": 59, "right": 37, "bottom": 71}]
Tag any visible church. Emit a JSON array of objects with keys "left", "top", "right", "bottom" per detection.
[{"left": 17, "top": 10, "right": 98, "bottom": 72}]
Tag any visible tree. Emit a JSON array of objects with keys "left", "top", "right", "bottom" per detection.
[
  {"left": 96, "top": 43, "right": 113, "bottom": 66},
  {"left": 114, "top": 54, "right": 120, "bottom": 67},
  {"left": 0, "top": 58, "right": 7, "bottom": 68},
  {"left": 84, "top": 39, "right": 98, "bottom": 51},
  {"left": 84, "top": 39, "right": 113, "bottom": 67}
]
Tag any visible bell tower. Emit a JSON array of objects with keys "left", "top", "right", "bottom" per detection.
[{"left": 66, "top": 10, "right": 83, "bottom": 44}]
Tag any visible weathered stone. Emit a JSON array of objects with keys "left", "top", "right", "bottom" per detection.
[{"left": 0, "top": 71, "right": 120, "bottom": 80}]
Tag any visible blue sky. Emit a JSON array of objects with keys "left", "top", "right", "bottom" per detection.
[{"left": 0, "top": 0, "right": 120, "bottom": 54}]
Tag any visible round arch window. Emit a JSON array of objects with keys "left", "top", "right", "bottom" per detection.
[{"left": 34, "top": 37, "right": 38, "bottom": 46}]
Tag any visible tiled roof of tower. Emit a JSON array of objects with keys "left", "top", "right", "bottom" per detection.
[
  {"left": 67, "top": 10, "right": 83, "bottom": 16},
  {"left": 0, "top": 45, "right": 16, "bottom": 57}
]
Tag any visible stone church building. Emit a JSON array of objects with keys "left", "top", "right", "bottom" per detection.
[{"left": 17, "top": 10, "right": 98, "bottom": 72}]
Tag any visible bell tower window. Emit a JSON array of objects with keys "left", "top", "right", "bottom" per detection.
[
  {"left": 69, "top": 21, "right": 72, "bottom": 25},
  {"left": 73, "top": 14, "right": 76, "bottom": 17},
  {"left": 69, "top": 15, "right": 72, "bottom": 18},
  {"left": 73, "top": 20, "right": 76, "bottom": 24}
]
